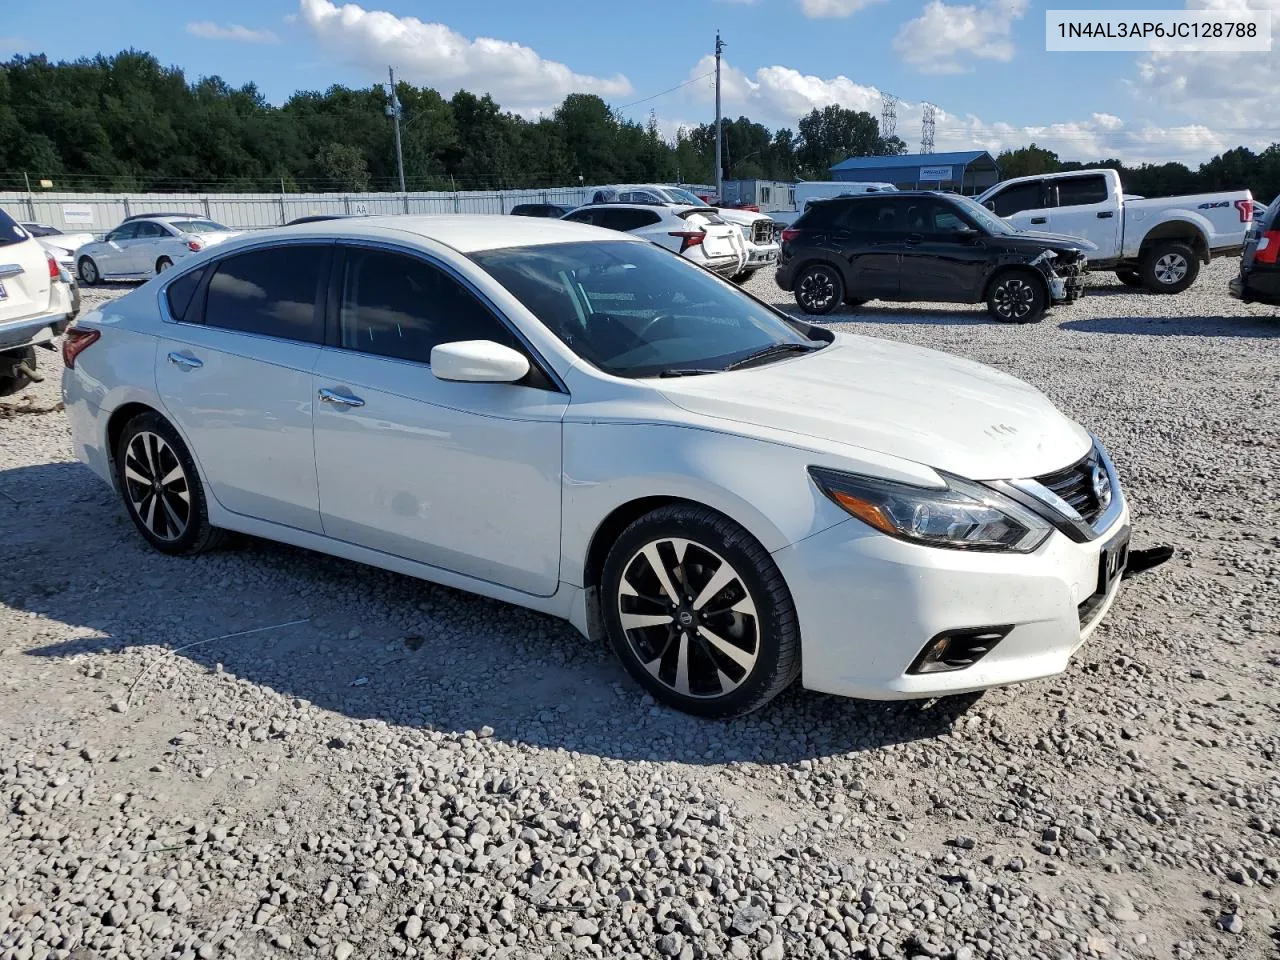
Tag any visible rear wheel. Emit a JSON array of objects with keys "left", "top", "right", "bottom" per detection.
[
  {"left": 155, "top": 256, "right": 173, "bottom": 275},
  {"left": 601, "top": 505, "right": 801, "bottom": 718},
  {"left": 1140, "top": 241, "right": 1199, "bottom": 294},
  {"left": 986, "top": 270, "right": 1047, "bottom": 324},
  {"left": 1115, "top": 269, "right": 1142, "bottom": 287},
  {"left": 115, "top": 412, "right": 225, "bottom": 555},
  {"left": 77, "top": 257, "right": 99, "bottom": 286},
  {"left": 794, "top": 264, "right": 844, "bottom": 315}
]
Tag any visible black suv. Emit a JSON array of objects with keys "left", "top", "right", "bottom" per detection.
[
  {"left": 1229, "top": 198, "right": 1280, "bottom": 305},
  {"left": 776, "top": 191, "right": 1092, "bottom": 323}
]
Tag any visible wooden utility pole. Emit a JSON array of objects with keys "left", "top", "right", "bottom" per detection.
[{"left": 714, "top": 33, "right": 724, "bottom": 203}]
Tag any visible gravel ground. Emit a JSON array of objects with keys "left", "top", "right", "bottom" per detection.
[{"left": 1, "top": 261, "right": 1278, "bottom": 960}]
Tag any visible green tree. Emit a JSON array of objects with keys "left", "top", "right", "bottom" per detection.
[
  {"left": 313, "top": 142, "right": 370, "bottom": 191},
  {"left": 995, "top": 143, "right": 1062, "bottom": 179}
]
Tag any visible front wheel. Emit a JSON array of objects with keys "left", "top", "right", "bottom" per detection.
[
  {"left": 987, "top": 271, "right": 1047, "bottom": 324},
  {"left": 77, "top": 257, "right": 99, "bottom": 286},
  {"left": 794, "top": 264, "right": 844, "bottom": 315},
  {"left": 1140, "top": 242, "right": 1199, "bottom": 294},
  {"left": 115, "top": 412, "right": 225, "bottom": 555},
  {"left": 601, "top": 505, "right": 801, "bottom": 718}
]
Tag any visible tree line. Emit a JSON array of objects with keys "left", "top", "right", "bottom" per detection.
[
  {"left": 3, "top": 50, "right": 1276, "bottom": 201},
  {"left": 996, "top": 143, "right": 1280, "bottom": 205},
  {"left": 0, "top": 50, "right": 903, "bottom": 193}
]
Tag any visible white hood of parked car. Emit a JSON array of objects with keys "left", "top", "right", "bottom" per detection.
[
  {"left": 655, "top": 333, "right": 1091, "bottom": 481},
  {"left": 713, "top": 208, "right": 771, "bottom": 226}
]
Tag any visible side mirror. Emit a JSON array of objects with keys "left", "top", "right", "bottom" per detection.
[
  {"left": 983, "top": 200, "right": 997, "bottom": 212},
  {"left": 431, "top": 340, "right": 530, "bottom": 383}
]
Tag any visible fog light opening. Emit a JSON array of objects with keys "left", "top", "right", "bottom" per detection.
[{"left": 908, "top": 625, "right": 1013, "bottom": 675}]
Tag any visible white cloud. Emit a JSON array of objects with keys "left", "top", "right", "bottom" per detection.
[
  {"left": 680, "top": 55, "right": 1242, "bottom": 164},
  {"left": 295, "top": 0, "right": 631, "bottom": 109},
  {"left": 185, "top": 21, "right": 279, "bottom": 43},
  {"left": 892, "top": 0, "right": 1029, "bottom": 73},
  {"left": 798, "top": 0, "right": 884, "bottom": 17}
]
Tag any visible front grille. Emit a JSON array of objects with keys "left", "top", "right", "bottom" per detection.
[
  {"left": 752, "top": 221, "right": 775, "bottom": 245},
  {"left": 1034, "top": 449, "right": 1108, "bottom": 525}
]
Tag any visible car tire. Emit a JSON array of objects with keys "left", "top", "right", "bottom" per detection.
[
  {"left": 729, "top": 270, "right": 752, "bottom": 284},
  {"left": 986, "top": 270, "right": 1047, "bottom": 324},
  {"left": 601, "top": 504, "right": 801, "bottom": 718},
  {"left": 0, "top": 347, "right": 37, "bottom": 397},
  {"left": 1140, "top": 242, "right": 1199, "bottom": 294},
  {"left": 77, "top": 257, "right": 99, "bottom": 286},
  {"left": 794, "top": 264, "right": 844, "bottom": 315},
  {"left": 115, "top": 411, "right": 225, "bottom": 556},
  {"left": 1115, "top": 269, "right": 1142, "bottom": 288},
  {"left": 155, "top": 256, "right": 173, "bottom": 275}
]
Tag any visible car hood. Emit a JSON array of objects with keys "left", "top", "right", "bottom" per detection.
[
  {"left": 1000, "top": 230, "right": 1097, "bottom": 254},
  {"left": 655, "top": 334, "right": 1091, "bottom": 480},
  {"left": 714, "top": 208, "right": 769, "bottom": 226},
  {"left": 37, "top": 234, "right": 94, "bottom": 254}
]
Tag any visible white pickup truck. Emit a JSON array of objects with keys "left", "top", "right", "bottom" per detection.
[{"left": 977, "top": 168, "right": 1253, "bottom": 293}]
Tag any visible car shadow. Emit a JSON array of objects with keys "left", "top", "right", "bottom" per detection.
[
  {"left": 1058, "top": 314, "right": 1279, "bottom": 338},
  {"left": 5, "top": 460, "right": 982, "bottom": 766},
  {"left": 770, "top": 302, "right": 996, "bottom": 327}
]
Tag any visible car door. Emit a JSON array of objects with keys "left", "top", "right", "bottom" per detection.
[
  {"left": 1047, "top": 173, "right": 1120, "bottom": 252},
  {"left": 154, "top": 242, "right": 331, "bottom": 533},
  {"left": 985, "top": 180, "right": 1051, "bottom": 232},
  {"left": 822, "top": 198, "right": 904, "bottom": 297},
  {"left": 898, "top": 199, "right": 991, "bottom": 301},
  {"left": 311, "top": 244, "right": 568, "bottom": 597},
  {"left": 130, "top": 220, "right": 171, "bottom": 275},
  {"left": 95, "top": 222, "right": 141, "bottom": 277}
]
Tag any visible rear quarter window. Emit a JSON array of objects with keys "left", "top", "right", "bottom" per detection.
[{"left": 165, "top": 267, "right": 207, "bottom": 322}]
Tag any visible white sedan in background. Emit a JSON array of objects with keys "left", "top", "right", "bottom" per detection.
[
  {"left": 561, "top": 203, "right": 747, "bottom": 277},
  {"left": 76, "top": 216, "right": 241, "bottom": 284},
  {"left": 20, "top": 222, "right": 97, "bottom": 273},
  {"left": 63, "top": 215, "right": 1138, "bottom": 718}
]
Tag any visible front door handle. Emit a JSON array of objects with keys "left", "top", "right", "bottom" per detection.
[
  {"left": 318, "top": 387, "right": 364, "bottom": 408},
  {"left": 1030, "top": 217, "right": 1048, "bottom": 224},
  {"left": 167, "top": 351, "right": 202, "bottom": 370},
  {"left": 1096, "top": 211, "right": 1114, "bottom": 219},
  {"left": 905, "top": 233, "right": 924, "bottom": 246}
]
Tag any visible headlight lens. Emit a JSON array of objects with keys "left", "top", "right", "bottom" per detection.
[{"left": 809, "top": 467, "right": 1052, "bottom": 553}]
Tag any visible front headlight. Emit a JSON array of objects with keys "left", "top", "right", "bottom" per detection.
[{"left": 808, "top": 467, "right": 1052, "bottom": 553}]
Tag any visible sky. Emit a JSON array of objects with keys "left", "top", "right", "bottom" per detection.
[{"left": 3, "top": 0, "right": 1278, "bottom": 166}]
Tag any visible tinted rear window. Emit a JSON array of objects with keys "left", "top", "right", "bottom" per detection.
[
  {"left": 165, "top": 267, "right": 206, "bottom": 322},
  {"left": 0, "top": 208, "right": 27, "bottom": 247},
  {"left": 203, "top": 246, "right": 328, "bottom": 343}
]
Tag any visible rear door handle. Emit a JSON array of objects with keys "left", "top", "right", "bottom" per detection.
[
  {"left": 905, "top": 233, "right": 924, "bottom": 246},
  {"left": 1096, "top": 211, "right": 1114, "bottom": 219},
  {"left": 166, "top": 351, "right": 202, "bottom": 370},
  {"left": 318, "top": 387, "right": 364, "bottom": 408},
  {"left": 1030, "top": 217, "right": 1047, "bottom": 225}
]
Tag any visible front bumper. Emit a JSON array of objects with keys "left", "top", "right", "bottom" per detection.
[
  {"left": 773, "top": 498, "right": 1131, "bottom": 701},
  {"left": 1047, "top": 258, "right": 1088, "bottom": 304},
  {"left": 743, "top": 240, "right": 781, "bottom": 270}
]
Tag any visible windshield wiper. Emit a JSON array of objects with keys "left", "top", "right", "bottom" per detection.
[
  {"left": 724, "top": 341, "right": 824, "bottom": 372},
  {"left": 656, "top": 368, "right": 721, "bottom": 378}
]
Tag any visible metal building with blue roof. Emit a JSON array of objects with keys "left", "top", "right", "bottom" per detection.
[{"left": 828, "top": 151, "right": 1000, "bottom": 194}]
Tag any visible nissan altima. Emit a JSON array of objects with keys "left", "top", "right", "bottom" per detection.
[{"left": 62, "top": 215, "right": 1135, "bottom": 717}]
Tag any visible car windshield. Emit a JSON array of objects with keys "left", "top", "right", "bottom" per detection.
[
  {"left": 471, "top": 241, "right": 818, "bottom": 378},
  {"left": 22, "top": 223, "right": 63, "bottom": 237},
  {"left": 951, "top": 195, "right": 1017, "bottom": 235},
  {"left": 662, "top": 188, "right": 710, "bottom": 207},
  {"left": 168, "top": 219, "right": 228, "bottom": 234}
]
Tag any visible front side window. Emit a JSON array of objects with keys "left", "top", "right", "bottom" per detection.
[
  {"left": 203, "top": 245, "right": 328, "bottom": 342},
  {"left": 951, "top": 195, "right": 1016, "bottom": 235},
  {"left": 471, "top": 240, "right": 817, "bottom": 379},
  {"left": 338, "top": 249, "right": 516, "bottom": 365},
  {"left": 903, "top": 200, "right": 971, "bottom": 235},
  {"left": 106, "top": 222, "right": 140, "bottom": 243},
  {"left": 989, "top": 181, "right": 1044, "bottom": 217}
]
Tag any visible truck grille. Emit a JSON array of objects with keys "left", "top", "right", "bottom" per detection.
[
  {"left": 752, "top": 221, "right": 775, "bottom": 245},
  {"left": 1034, "top": 449, "right": 1108, "bottom": 525}
]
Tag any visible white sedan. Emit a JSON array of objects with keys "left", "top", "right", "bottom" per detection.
[
  {"left": 561, "top": 203, "right": 746, "bottom": 278},
  {"left": 62, "top": 215, "right": 1134, "bottom": 717},
  {"left": 76, "top": 216, "right": 240, "bottom": 284}
]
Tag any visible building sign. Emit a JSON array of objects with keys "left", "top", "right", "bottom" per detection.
[
  {"left": 919, "top": 165, "right": 953, "bottom": 182},
  {"left": 62, "top": 204, "right": 94, "bottom": 225}
]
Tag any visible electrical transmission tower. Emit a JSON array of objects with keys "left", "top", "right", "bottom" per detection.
[
  {"left": 879, "top": 93, "right": 898, "bottom": 140},
  {"left": 920, "top": 103, "right": 936, "bottom": 154}
]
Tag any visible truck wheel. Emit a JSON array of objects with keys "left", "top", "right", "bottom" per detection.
[
  {"left": 1115, "top": 269, "right": 1142, "bottom": 287},
  {"left": 987, "top": 270, "right": 1047, "bottom": 324},
  {"left": 1140, "top": 242, "right": 1199, "bottom": 294}
]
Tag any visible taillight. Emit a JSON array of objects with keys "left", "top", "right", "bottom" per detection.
[
  {"left": 48, "top": 254, "right": 60, "bottom": 280},
  {"left": 1254, "top": 230, "right": 1280, "bottom": 264},
  {"left": 1236, "top": 199, "right": 1254, "bottom": 223},
  {"left": 780, "top": 227, "right": 799, "bottom": 243},
  {"left": 62, "top": 327, "right": 100, "bottom": 368},
  {"left": 186, "top": 239, "right": 203, "bottom": 252},
  {"left": 668, "top": 231, "right": 705, "bottom": 253}
]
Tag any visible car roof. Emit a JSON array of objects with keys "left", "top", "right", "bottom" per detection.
[{"left": 261, "top": 214, "right": 639, "bottom": 253}]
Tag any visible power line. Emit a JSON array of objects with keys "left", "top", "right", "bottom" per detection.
[{"left": 617, "top": 72, "right": 714, "bottom": 111}]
